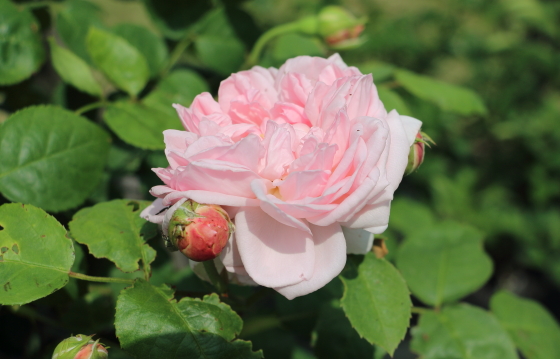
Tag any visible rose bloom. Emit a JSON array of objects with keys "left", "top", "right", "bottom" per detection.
[{"left": 141, "top": 54, "right": 422, "bottom": 299}]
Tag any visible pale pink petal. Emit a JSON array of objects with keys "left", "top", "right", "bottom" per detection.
[
  {"left": 219, "top": 234, "right": 248, "bottom": 275},
  {"left": 278, "top": 170, "right": 330, "bottom": 200},
  {"left": 384, "top": 110, "right": 421, "bottom": 188},
  {"left": 259, "top": 121, "right": 295, "bottom": 180},
  {"left": 341, "top": 200, "right": 391, "bottom": 233},
  {"left": 161, "top": 190, "right": 260, "bottom": 207},
  {"left": 342, "top": 227, "right": 374, "bottom": 254},
  {"left": 275, "top": 222, "right": 346, "bottom": 299},
  {"left": 139, "top": 198, "right": 166, "bottom": 224},
  {"left": 400, "top": 115, "right": 423, "bottom": 146},
  {"left": 234, "top": 207, "right": 315, "bottom": 288}
]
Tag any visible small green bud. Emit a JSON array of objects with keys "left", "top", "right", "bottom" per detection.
[
  {"left": 52, "top": 335, "right": 108, "bottom": 359},
  {"left": 317, "top": 6, "right": 367, "bottom": 49},
  {"left": 405, "top": 131, "right": 434, "bottom": 175}
]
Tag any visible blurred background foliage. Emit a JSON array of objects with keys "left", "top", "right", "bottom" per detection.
[{"left": 1, "top": 0, "right": 560, "bottom": 358}]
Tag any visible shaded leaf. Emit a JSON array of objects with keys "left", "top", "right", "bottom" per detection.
[
  {"left": 115, "top": 279, "right": 262, "bottom": 359},
  {"left": 112, "top": 24, "right": 169, "bottom": 77},
  {"left": 378, "top": 87, "right": 412, "bottom": 116},
  {"left": 143, "top": 69, "right": 209, "bottom": 118},
  {"left": 0, "top": 106, "right": 110, "bottom": 212},
  {"left": 411, "top": 304, "right": 518, "bottom": 359},
  {"left": 313, "top": 300, "right": 374, "bottom": 359},
  {"left": 0, "top": 203, "right": 74, "bottom": 305},
  {"left": 395, "top": 69, "right": 487, "bottom": 115},
  {"left": 103, "top": 101, "right": 181, "bottom": 150},
  {"left": 340, "top": 253, "right": 411, "bottom": 355},
  {"left": 396, "top": 221, "right": 493, "bottom": 307},
  {"left": 0, "top": 0, "right": 45, "bottom": 85},
  {"left": 142, "top": 0, "right": 212, "bottom": 40},
  {"left": 69, "top": 199, "right": 157, "bottom": 273},
  {"left": 491, "top": 291, "right": 560, "bottom": 359},
  {"left": 49, "top": 38, "right": 102, "bottom": 96},
  {"left": 86, "top": 27, "right": 150, "bottom": 96}
]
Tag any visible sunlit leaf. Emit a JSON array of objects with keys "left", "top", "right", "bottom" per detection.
[
  {"left": 0, "top": 203, "right": 74, "bottom": 305},
  {"left": 0, "top": 106, "right": 110, "bottom": 212}
]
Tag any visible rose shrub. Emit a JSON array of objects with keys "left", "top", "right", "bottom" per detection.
[{"left": 141, "top": 54, "right": 422, "bottom": 299}]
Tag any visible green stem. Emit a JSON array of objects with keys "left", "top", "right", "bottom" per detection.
[
  {"left": 244, "top": 22, "right": 303, "bottom": 68},
  {"left": 160, "top": 34, "right": 194, "bottom": 78},
  {"left": 68, "top": 271, "right": 134, "bottom": 285},
  {"left": 411, "top": 306, "right": 428, "bottom": 314},
  {"left": 75, "top": 101, "right": 107, "bottom": 115},
  {"left": 203, "top": 260, "right": 228, "bottom": 295}
]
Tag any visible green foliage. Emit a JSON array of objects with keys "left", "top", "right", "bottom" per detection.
[
  {"left": 0, "top": 0, "right": 45, "bottom": 85},
  {"left": 411, "top": 304, "right": 518, "bottom": 359},
  {"left": 112, "top": 24, "right": 169, "bottom": 77},
  {"left": 86, "top": 27, "right": 150, "bottom": 96},
  {"left": 312, "top": 300, "right": 374, "bottom": 359},
  {"left": 69, "top": 200, "right": 157, "bottom": 274},
  {"left": 340, "top": 254, "right": 411, "bottom": 355},
  {"left": 0, "top": 203, "right": 74, "bottom": 305},
  {"left": 103, "top": 101, "right": 181, "bottom": 149},
  {"left": 115, "top": 279, "right": 263, "bottom": 359},
  {"left": 491, "top": 291, "right": 560, "bottom": 359},
  {"left": 396, "top": 221, "right": 493, "bottom": 307},
  {"left": 142, "top": 0, "right": 212, "bottom": 40},
  {"left": 49, "top": 38, "right": 103, "bottom": 97},
  {"left": 0, "top": 106, "right": 110, "bottom": 212}
]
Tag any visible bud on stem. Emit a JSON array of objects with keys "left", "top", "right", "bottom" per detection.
[
  {"left": 405, "top": 131, "right": 434, "bottom": 175},
  {"left": 52, "top": 335, "right": 108, "bottom": 359},
  {"left": 166, "top": 199, "right": 234, "bottom": 262}
]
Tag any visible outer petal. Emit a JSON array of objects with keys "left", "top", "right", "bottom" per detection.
[
  {"left": 219, "top": 234, "right": 248, "bottom": 275},
  {"left": 342, "top": 227, "right": 374, "bottom": 254},
  {"left": 274, "top": 222, "right": 346, "bottom": 300},
  {"left": 139, "top": 198, "right": 166, "bottom": 224},
  {"left": 234, "top": 207, "right": 315, "bottom": 288},
  {"left": 340, "top": 200, "right": 391, "bottom": 233}
]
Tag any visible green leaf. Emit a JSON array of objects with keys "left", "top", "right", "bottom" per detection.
[
  {"left": 313, "top": 300, "right": 374, "bottom": 359},
  {"left": 143, "top": 69, "right": 209, "bottom": 118},
  {"left": 55, "top": 0, "right": 103, "bottom": 63},
  {"left": 112, "top": 24, "right": 169, "bottom": 77},
  {"left": 396, "top": 221, "right": 493, "bottom": 307},
  {"left": 0, "top": 203, "right": 74, "bottom": 305},
  {"left": 142, "top": 0, "right": 212, "bottom": 40},
  {"left": 270, "top": 33, "right": 325, "bottom": 65},
  {"left": 0, "top": 0, "right": 45, "bottom": 85},
  {"left": 48, "top": 38, "right": 103, "bottom": 97},
  {"left": 355, "top": 61, "right": 395, "bottom": 83},
  {"left": 195, "top": 35, "right": 245, "bottom": 76},
  {"left": 86, "top": 27, "right": 150, "bottom": 96},
  {"left": 411, "top": 304, "right": 518, "bottom": 359},
  {"left": 395, "top": 69, "right": 487, "bottom": 115},
  {"left": 69, "top": 199, "right": 158, "bottom": 274},
  {"left": 115, "top": 279, "right": 263, "bottom": 359},
  {"left": 193, "top": 9, "right": 246, "bottom": 75},
  {"left": 491, "top": 291, "right": 560, "bottom": 359},
  {"left": 389, "top": 198, "right": 436, "bottom": 237},
  {"left": 0, "top": 105, "right": 110, "bottom": 212},
  {"left": 103, "top": 101, "right": 181, "bottom": 150},
  {"left": 378, "top": 87, "right": 412, "bottom": 116},
  {"left": 340, "top": 253, "right": 411, "bottom": 355}
]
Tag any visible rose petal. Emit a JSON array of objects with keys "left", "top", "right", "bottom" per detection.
[
  {"left": 234, "top": 207, "right": 315, "bottom": 288},
  {"left": 274, "top": 222, "right": 346, "bottom": 300},
  {"left": 342, "top": 227, "right": 374, "bottom": 254},
  {"left": 139, "top": 198, "right": 167, "bottom": 224}
]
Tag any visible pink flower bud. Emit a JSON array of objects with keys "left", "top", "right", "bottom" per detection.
[
  {"left": 405, "top": 131, "right": 434, "bottom": 175},
  {"left": 167, "top": 200, "right": 234, "bottom": 262},
  {"left": 52, "top": 335, "right": 108, "bottom": 359}
]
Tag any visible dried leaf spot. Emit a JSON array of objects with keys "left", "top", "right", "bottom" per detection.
[
  {"left": 0, "top": 247, "right": 8, "bottom": 254},
  {"left": 12, "top": 244, "right": 19, "bottom": 254}
]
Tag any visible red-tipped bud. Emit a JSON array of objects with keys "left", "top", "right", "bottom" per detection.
[
  {"left": 52, "top": 335, "right": 108, "bottom": 359},
  {"left": 318, "top": 6, "right": 367, "bottom": 49},
  {"left": 405, "top": 131, "right": 434, "bottom": 175},
  {"left": 167, "top": 200, "right": 234, "bottom": 262}
]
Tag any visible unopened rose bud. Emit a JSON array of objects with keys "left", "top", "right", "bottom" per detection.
[
  {"left": 317, "top": 6, "right": 367, "bottom": 49},
  {"left": 167, "top": 200, "right": 234, "bottom": 262},
  {"left": 52, "top": 335, "right": 108, "bottom": 359},
  {"left": 405, "top": 131, "right": 434, "bottom": 175}
]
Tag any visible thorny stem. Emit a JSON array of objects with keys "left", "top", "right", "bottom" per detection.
[
  {"left": 68, "top": 271, "right": 134, "bottom": 285},
  {"left": 203, "top": 260, "right": 229, "bottom": 295}
]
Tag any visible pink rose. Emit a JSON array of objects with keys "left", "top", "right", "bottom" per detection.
[{"left": 141, "top": 54, "right": 422, "bottom": 299}]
